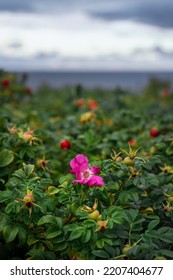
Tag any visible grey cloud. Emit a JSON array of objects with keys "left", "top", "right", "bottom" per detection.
[
  {"left": 153, "top": 46, "right": 173, "bottom": 57},
  {"left": 1, "top": 0, "right": 173, "bottom": 30},
  {"left": 1, "top": 48, "right": 173, "bottom": 72},
  {"left": 35, "top": 52, "right": 59, "bottom": 59},
  {"left": 0, "top": 0, "right": 103, "bottom": 13},
  {"left": 0, "top": 0, "right": 167, "bottom": 15},
  {"left": 8, "top": 41, "right": 22, "bottom": 49},
  {"left": 89, "top": 2, "right": 173, "bottom": 29},
  {"left": 133, "top": 46, "right": 173, "bottom": 58},
  {"left": 0, "top": 0, "right": 34, "bottom": 12}
]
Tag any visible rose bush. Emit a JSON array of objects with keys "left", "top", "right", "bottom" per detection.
[{"left": 0, "top": 70, "right": 173, "bottom": 260}]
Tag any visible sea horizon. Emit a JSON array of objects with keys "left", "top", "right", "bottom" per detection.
[{"left": 12, "top": 70, "right": 173, "bottom": 92}]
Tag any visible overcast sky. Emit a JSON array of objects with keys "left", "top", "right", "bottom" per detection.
[{"left": 0, "top": 0, "right": 173, "bottom": 71}]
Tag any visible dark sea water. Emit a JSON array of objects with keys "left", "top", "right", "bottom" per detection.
[{"left": 24, "top": 71, "right": 173, "bottom": 92}]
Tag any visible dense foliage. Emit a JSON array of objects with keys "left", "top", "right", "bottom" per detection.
[{"left": 0, "top": 70, "right": 173, "bottom": 260}]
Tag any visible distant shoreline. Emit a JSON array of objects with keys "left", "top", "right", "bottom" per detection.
[{"left": 13, "top": 71, "right": 173, "bottom": 92}]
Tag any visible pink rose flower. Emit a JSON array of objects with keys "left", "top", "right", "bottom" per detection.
[{"left": 70, "top": 154, "right": 104, "bottom": 187}]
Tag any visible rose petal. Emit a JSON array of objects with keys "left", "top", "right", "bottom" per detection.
[
  {"left": 90, "top": 166, "right": 100, "bottom": 174},
  {"left": 87, "top": 175, "right": 104, "bottom": 187},
  {"left": 70, "top": 154, "right": 89, "bottom": 173},
  {"left": 72, "top": 178, "right": 89, "bottom": 184}
]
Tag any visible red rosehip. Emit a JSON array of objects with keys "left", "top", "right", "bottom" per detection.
[
  {"left": 129, "top": 139, "right": 136, "bottom": 146},
  {"left": 87, "top": 99, "right": 99, "bottom": 110},
  {"left": 75, "top": 98, "right": 84, "bottom": 107},
  {"left": 150, "top": 128, "right": 159, "bottom": 137},
  {"left": 26, "top": 86, "right": 32, "bottom": 94},
  {"left": 116, "top": 156, "right": 122, "bottom": 162},
  {"left": 23, "top": 131, "right": 33, "bottom": 140},
  {"left": 164, "top": 206, "right": 171, "bottom": 212},
  {"left": 60, "top": 140, "right": 71, "bottom": 149},
  {"left": 23, "top": 193, "right": 34, "bottom": 203},
  {"left": 162, "top": 88, "right": 170, "bottom": 97},
  {"left": 2, "top": 79, "right": 10, "bottom": 88}
]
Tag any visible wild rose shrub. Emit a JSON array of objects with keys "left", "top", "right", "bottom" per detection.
[{"left": 0, "top": 70, "right": 173, "bottom": 260}]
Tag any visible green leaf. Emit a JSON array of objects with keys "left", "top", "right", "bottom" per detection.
[
  {"left": 83, "top": 220, "right": 96, "bottom": 227},
  {"left": 0, "top": 149, "right": 14, "bottom": 167},
  {"left": 42, "top": 240, "right": 54, "bottom": 250},
  {"left": 148, "top": 219, "right": 160, "bottom": 231},
  {"left": 45, "top": 227, "right": 62, "bottom": 239},
  {"left": 27, "top": 249, "right": 45, "bottom": 259},
  {"left": 5, "top": 202, "right": 15, "bottom": 214},
  {"left": 23, "top": 164, "right": 35, "bottom": 176},
  {"left": 133, "top": 217, "right": 145, "bottom": 225},
  {"left": 81, "top": 230, "right": 92, "bottom": 243},
  {"left": 27, "top": 235, "right": 39, "bottom": 246},
  {"left": 54, "top": 242, "right": 68, "bottom": 251},
  {"left": 104, "top": 244, "right": 116, "bottom": 256},
  {"left": 58, "top": 194, "right": 69, "bottom": 203},
  {"left": 104, "top": 238, "right": 113, "bottom": 246},
  {"left": 0, "top": 190, "right": 13, "bottom": 203},
  {"left": 111, "top": 213, "right": 125, "bottom": 225},
  {"left": 125, "top": 209, "right": 139, "bottom": 222},
  {"left": 26, "top": 148, "right": 35, "bottom": 159},
  {"left": 6, "top": 176, "right": 23, "bottom": 188},
  {"left": 68, "top": 228, "right": 83, "bottom": 241},
  {"left": 147, "top": 175, "right": 159, "bottom": 186},
  {"left": 96, "top": 239, "right": 105, "bottom": 249},
  {"left": 92, "top": 250, "right": 110, "bottom": 259},
  {"left": 3, "top": 226, "right": 18, "bottom": 243},
  {"left": 0, "top": 217, "right": 7, "bottom": 232},
  {"left": 157, "top": 227, "right": 173, "bottom": 243},
  {"left": 59, "top": 175, "right": 73, "bottom": 186},
  {"left": 18, "top": 228, "right": 27, "bottom": 245},
  {"left": 159, "top": 249, "right": 173, "bottom": 258},
  {"left": 142, "top": 162, "right": 152, "bottom": 171},
  {"left": 37, "top": 215, "right": 62, "bottom": 228},
  {"left": 13, "top": 169, "right": 26, "bottom": 180}
]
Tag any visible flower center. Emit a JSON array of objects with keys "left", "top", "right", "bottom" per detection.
[{"left": 82, "top": 170, "right": 91, "bottom": 179}]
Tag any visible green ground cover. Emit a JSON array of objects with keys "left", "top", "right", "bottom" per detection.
[{"left": 0, "top": 70, "right": 173, "bottom": 260}]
